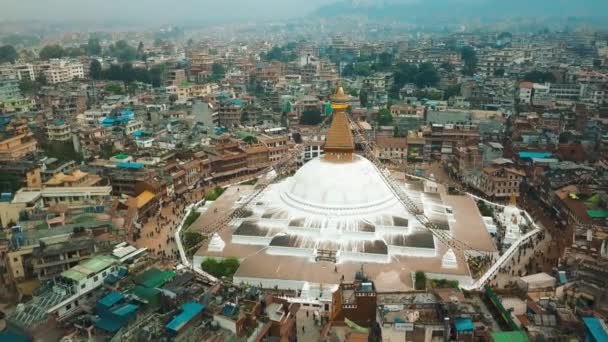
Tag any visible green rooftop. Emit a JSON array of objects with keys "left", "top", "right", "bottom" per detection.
[
  {"left": 114, "top": 154, "right": 130, "bottom": 160},
  {"left": 61, "top": 255, "right": 117, "bottom": 282},
  {"left": 491, "top": 331, "right": 528, "bottom": 342},
  {"left": 587, "top": 210, "right": 608, "bottom": 219},
  {"left": 62, "top": 269, "right": 87, "bottom": 282}
]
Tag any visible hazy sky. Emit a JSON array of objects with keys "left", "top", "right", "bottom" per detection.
[{"left": 1, "top": 0, "right": 334, "bottom": 23}]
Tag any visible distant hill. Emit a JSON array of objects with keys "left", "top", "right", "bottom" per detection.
[{"left": 313, "top": 0, "right": 608, "bottom": 21}]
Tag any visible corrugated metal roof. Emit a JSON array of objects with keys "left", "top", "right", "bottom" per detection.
[{"left": 166, "top": 302, "right": 204, "bottom": 332}]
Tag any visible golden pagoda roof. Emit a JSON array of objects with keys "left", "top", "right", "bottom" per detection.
[
  {"left": 330, "top": 84, "right": 349, "bottom": 103},
  {"left": 325, "top": 111, "right": 354, "bottom": 153},
  {"left": 325, "top": 84, "right": 354, "bottom": 155}
]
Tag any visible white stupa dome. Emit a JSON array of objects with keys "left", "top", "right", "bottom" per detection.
[{"left": 279, "top": 154, "right": 399, "bottom": 216}]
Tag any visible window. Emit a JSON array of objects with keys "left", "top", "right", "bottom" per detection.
[
  {"left": 81, "top": 284, "right": 85, "bottom": 289},
  {"left": 94, "top": 275, "right": 99, "bottom": 282},
  {"left": 66, "top": 304, "right": 72, "bottom": 310},
  {"left": 13, "top": 258, "right": 18, "bottom": 262}
]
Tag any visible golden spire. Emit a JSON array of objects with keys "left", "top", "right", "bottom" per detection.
[{"left": 324, "top": 84, "right": 354, "bottom": 159}]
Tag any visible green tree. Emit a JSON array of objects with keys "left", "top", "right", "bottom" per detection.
[
  {"left": 377, "top": 108, "right": 393, "bottom": 126},
  {"left": 359, "top": 89, "right": 369, "bottom": 107},
  {"left": 460, "top": 46, "right": 477, "bottom": 76},
  {"left": 444, "top": 84, "right": 461, "bottom": 100},
  {"left": 353, "top": 63, "right": 372, "bottom": 76},
  {"left": 0, "top": 172, "right": 20, "bottom": 194},
  {"left": 393, "top": 63, "right": 419, "bottom": 89},
  {"left": 42, "top": 141, "right": 83, "bottom": 162},
  {"left": 262, "top": 44, "right": 297, "bottom": 63},
  {"left": 243, "top": 136, "right": 258, "bottom": 144},
  {"left": 440, "top": 62, "right": 454, "bottom": 72},
  {"left": 103, "top": 64, "right": 122, "bottom": 81},
  {"left": 36, "top": 74, "right": 48, "bottom": 86},
  {"left": 105, "top": 83, "right": 124, "bottom": 95},
  {"left": 376, "top": 52, "right": 394, "bottom": 71},
  {"left": 341, "top": 63, "right": 355, "bottom": 77},
  {"left": 210, "top": 62, "right": 225, "bottom": 82},
  {"left": 86, "top": 38, "right": 102, "bottom": 56},
  {"left": 415, "top": 62, "right": 440, "bottom": 88},
  {"left": 137, "top": 41, "right": 145, "bottom": 60},
  {"left": 89, "top": 60, "right": 102, "bottom": 80},
  {"left": 523, "top": 70, "right": 555, "bottom": 83},
  {"left": 19, "top": 79, "right": 41, "bottom": 96},
  {"left": 65, "top": 46, "right": 85, "bottom": 58},
  {"left": 109, "top": 40, "right": 137, "bottom": 62},
  {"left": 201, "top": 257, "right": 240, "bottom": 278},
  {"left": 183, "top": 231, "right": 204, "bottom": 251},
  {"left": 0, "top": 45, "right": 18, "bottom": 63},
  {"left": 299, "top": 109, "right": 322, "bottom": 125},
  {"left": 414, "top": 271, "right": 427, "bottom": 290},
  {"left": 121, "top": 63, "right": 136, "bottom": 84},
  {"left": 493, "top": 68, "right": 505, "bottom": 77},
  {"left": 39, "top": 44, "right": 65, "bottom": 60}
]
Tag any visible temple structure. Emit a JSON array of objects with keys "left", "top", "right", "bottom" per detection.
[{"left": 194, "top": 86, "right": 497, "bottom": 291}]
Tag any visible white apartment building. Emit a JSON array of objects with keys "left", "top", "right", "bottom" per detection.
[
  {"left": 43, "top": 59, "right": 85, "bottom": 84},
  {"left": 47, "top": 121, "right": 72, "bottom": 141},
  {"left": 125, "top": 120, "right": 144, "bottom": 135},
  {"left": 82, "top": 110, "right": 106, "bottom": 127},
  {"left": 14, "top": 64, "right": 36, "bottom": 81},
  {"left": 301, "top": 135, "right": 325, "bottom": 163}
]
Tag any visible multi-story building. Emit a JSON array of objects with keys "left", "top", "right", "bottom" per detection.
[
  {"left": 11, "top": 186, "right": 112, "bottom": 208},
  {"left": 245, "top": 145, "right": 270, "bottom": 171},
  {"left": 44, "top": 169, "right": 102, "bottom": 188},
  {"left": 475, "top": 164, "right": 525, "bottom": 199},
  {"left": 0, "top": 122, "right": 38, "bottom": 162},
  {"left": 330, "top": 279, "right": 377, "bottom": 327},
  {"left": 519, "top": 82, "right": 534, "bottom": 104},
  {"left": 188, "top": 51, "right": 215, "bottom": 81},
  {"left": 0, "top": 76, "right": 22, "bottom": 102},
  {"left": 375, "top": 137, "right": 407, "bottom": 163},
  {"left": 32, "top": 237, "right": 97, "bottom": 280},
  {"left": 40, "top": 89, "right": 87, "bottom": 116},
  {"left": 7, "top": 254, "right": 122, "bottom": 331},
  {"left": 166, "top": 69, "right": 186, "bottom": 86},
  {"left": 301, "top": 135, "right": 325, "bottom": 163},
  {"left": 206, "top": 135, "right": 249, "bottom": 181},
  {"left": 0, "top": 161, "right": 42, "bottom": 193},
  {"left": 259, "top": 134, "right": 289, "bottom": 163},
  {"left": 42, "top": 59, "right": 85, "bottom": 84},
  {"left": 217, "top": 99, "right": 245, "bottom": 128},
  {"left": 46, "top": 120, "right": 72, "bottom": 142},
  {"left": 14, "top": 63, "right": 36, "bottom": 81},
  {"left": 82, "top": 109, "right": 106, "bottom": 127}
]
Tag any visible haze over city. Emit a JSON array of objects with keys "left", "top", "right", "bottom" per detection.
[{"left": 0, "top": 0, "right": 607, "bottom": 341}]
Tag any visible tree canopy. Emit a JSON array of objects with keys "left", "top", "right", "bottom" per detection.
[
  {"left": 460, "top": 46, "right": 478, "bottom": 76},
  {"left": 89, "top": 60, "right": 102, "bottom": 80},
  {"left": 39, "top": 44, "right": 65, "bottom": 60},
  {"left": 86, "top": 38, "right": 102, "bottom": 56},
  {"left": 0, "top": 45, "right": 18, "bottom": 63},
  {"left": 262, "top": 43, "right": 298, "bottom": 63},
  {"left": 377, "top": 108, "right": 393, "bottom": 126},
  {"left": 210, "top": 62, "right": 226, "bottom": 82},
  {"left": 109, "top": 40, "right": 137, "bottom": 62},
  {"left": 523, "top": 70, "right": 556, "bottom": 83},
  {"left": 201, "top": 257, "right": 240, "bottom": 278},
  {"left": 392, "top": 62, "right": 440, "bottom": 90},
  {"left": 300, "top": 109, "right": 323, "bottom": 125},
  {"left": 99, "top": 62, "right": 166, "bottom": 88}
]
